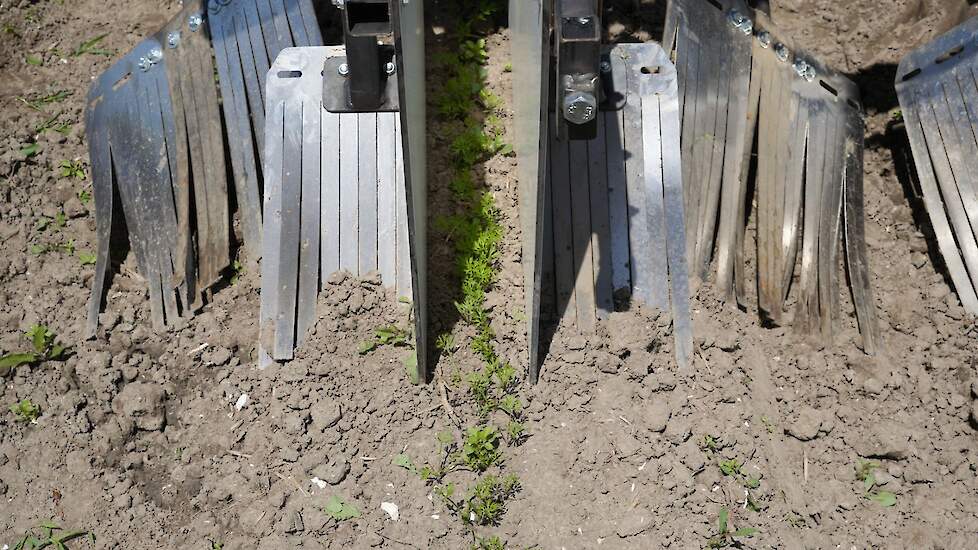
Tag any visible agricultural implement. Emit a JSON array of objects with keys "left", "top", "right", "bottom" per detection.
[
  {"left": 85, "top": 0, "right": 322, "bottom": 335},
  {"left": 896, "top": 15, "right": 978, "bottom": 316},
  {"left": 665, "top": 0, "right": 880, "bottom": 354},
  {"left": 510, "top": 0, "right": 695, "bottom": 381},
  {"left": 257, "top": 0, "right": 429, "bottom": 379}
]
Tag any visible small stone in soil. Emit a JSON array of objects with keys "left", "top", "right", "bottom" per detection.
[
  {"left": 112, "top": 382, "right": 166, "bottom": 431},
  {"left": 313, "top": 461, "right": 350, "bottom": 485},
  {"left": 616, "top": 511, "right": 652, "bottom": 537},
  {"left": 786, "top": 407, "right": 823, "bottom": 441},
  {"left": 644, "top": 401, "right": 671, "bottom": 433}
]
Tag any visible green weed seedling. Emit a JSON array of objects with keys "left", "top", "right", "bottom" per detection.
[
  {"left": 72, "top": 34, "right": 112, "bottom": 57},
  {"left": 461, "top": 474, "right": 520, "bottom": 526},
  {"left": 10, "top": 399, "right": 40, "bottom": 422},
  {"left": 26, "top": 55, "right": 43, "bottom": 66},
  {"left": 323, "top": 495, "right": 360, "bottom": 521},
  {"left": 229, "top": 259, "right": 244, "bottom": 285},
  {"left": 77, "top": 189, "right": 92, "bottom": 205},
  {"left": 59, "top": 160, "right": 85, "bottom": 180},
  {"left": 855, "top": 460, "right": 897, "bottom": 507},
  {"left": 707, "top": 507, "right": 757, "bottom": 548},
  {"left": 78, "top": 251, "right": 97, "bottom": 266},
  {"left": 357, "top": 325, "right": 412, "bottom": 355},
  {"left": 17, "top": 90, "right": 71, "bottom": 112},
  {"left": 436, "top": 333, "right": 457, "bottom": 354},
  {"left": 459, "top": 425, "right": 501, "bottom": 472},
  {"left": 19, "top": 143, "right": 40, "bottom": 159},
  {"left": 12, "top": 520, "right": 93, "bottom": 550},
  {"left": 472, "top": 535, "right": 506, "bottom": 550},
  {"left": 0, "top": 325, "right": 70, "bottom": 374}
]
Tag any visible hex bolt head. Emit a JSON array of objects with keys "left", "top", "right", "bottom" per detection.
[
  {"left": 138, "top": 56, "right": 152, "bottom": 72},
  {"left": 338, "top": 63, "right": 350, "bottom": 76},
  {"left": 167, "top": 32, "right": 181, "bottom": 49},
  {"left": 739, "top": 19, "right": 753, "bottom": 35},
  {"left": 385, "top": 61, "right": 396, "bottom": 75},
  {"left": 332, "top": 0, "right": 345, "bottom": 8},
  {"left": 147, "top": 48, "right": 163, "bottom": 64},
  {"left": 757, "top": 31, "right": 772, "bottom": 48},
  {"left": 189, "top": 13, "right": 203, "bottom": 32},
  {"left": 563, "top": 92, "right": 598, "bottom": 125},
  {"left": 576, "top": 17, "right": 591, "bottom": 26},
  {"left": 792, "top": 59, "right": 815, "bottom": 82},
  {"left": 600, "top": 60, "right": 612, "bottom": 73},
  {"left": 728, "top": 9, "right": 746, "bottom": 27},
  {"left": 774, "top": 44, "right": 790, "bottom": 63}
]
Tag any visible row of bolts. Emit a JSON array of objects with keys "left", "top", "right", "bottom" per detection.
[
  {"left": 728, "top": 9, "right": 818, "bottom": 83},
  {"left": 135, "top": 7, "right": 813, "bottom": 85},
  {"left": 138, "top": 9, "right": 398, "bottom": 78}
]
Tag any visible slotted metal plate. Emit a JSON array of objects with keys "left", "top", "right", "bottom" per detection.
[
  {"left": 665, "top": 0, "right": 880, "bottom": 354},
  {"left": 209, "top": 0, "right": 323, "bottom": 260},
  {"left": 896, "top": 16, "right": 978, "bottom": 315},
  {"left": 86, "top": 0, "right": 227, "bottom": 335},
  {"left": 540, "top": 43, "right": 693, "bottom": 370},
  {"left": 259, "top": 46, "right": 420, "bottom": 364}
]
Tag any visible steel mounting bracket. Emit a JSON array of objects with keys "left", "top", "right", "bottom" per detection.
[{"left": 323, "top": 0, "right": 400, "bottom": 113}]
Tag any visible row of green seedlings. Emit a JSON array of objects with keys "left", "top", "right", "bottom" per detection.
[
  {"left": 423, "top": 5, "right": 524, "bottom": 548},
  {"left": 701, "top": 428, "right": 898, "bottom": 547},
  {"left": 358, "top": 2, "right": 521, "bottom": 547}
]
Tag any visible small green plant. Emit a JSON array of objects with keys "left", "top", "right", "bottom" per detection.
[
  {"left": 77, "top": 188, "right": 92, "bottom": 205},
  {"left": 71, "top": 34, "right": 112, "bottom": 57},
  {"left": 472, "top": 535, "right": 505, "bottom": 550},
  {"left": 26, "top": 55, "right": 43, "bottom": 66},
  {"left": 59, "top": 160, "right": 86, "bottom": 180},
  {"left": 502, "top": 62, "right": 512, "bottom": 73},
  {"left": 229, "top": 259, "right": 244, "bottom": 285},
  {"left": 0, "top": 325, "right": 70, "bottom": 373},
  {"left": 10, "top": 399, "right": 40, "bottom": 422},
  {"left": 12, "top": 521, "right": 93, "bottom": 550},
  {"left": 78, "top": 251, "right": 97, "bottom": 266},
  {"left": 707, "top": 507, "right": 757, "bottom": 548},
  {"left": 437, "top": 474, "right": 520, "bottom": 527},
  {"left": 358, "top": 324, "right": 412, "bottom": 355},
  {"left": 436, "top": 332, "right": 457, "bottom": 354},
  {"left": 208, "top": 541, "right": 223, "bottom": 550},
  {"left": 17, "top": 90, "right": 71, "bottom": 112},
  {"left": 855, "top": 460, "right": 896, "bottom": 507},
  {"left": 19, "top": 143, "right": 40, "bottom": 158},
  {"left": 323, "top": 495, "right": 360, "bottom": 521},
  {"left": 31, "top": 239, "right": 75, "bottom": 256},
  {"left": 459, "top": 425, "right": 501, "bottom": 472}
]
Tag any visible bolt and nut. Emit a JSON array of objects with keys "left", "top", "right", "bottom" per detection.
[
  {"left": 756, "top": 31, "right": 772, "bottom": 48},
  {"left": 774, "top": 43, "right": 790, "bottom": 63},
  {"left": 147, "top": 48, "right": 163, "bottom": 64},
  {"left": 189, "top": 13, "right": 203, "bottom": 32},
  {"left": 600, "top": 60, "right": 612, "bottom": 73},
  {"left": 728, "top": 9, "right": 753, "bottom": 34},
  {"left": 385, "top": 61, "right": 396, "bottom": 75},
  {"left": 563, "top": 92, "right": 597, "bottom": 125},
  {"left": 338, "top": 63, "right": 350, "bottom": 76},
  {"left": 793, "top": 59, "right": 816, "bottom": 82},
  {"left": 167, "top": 32, "right": 181, "bottom": 49},
  {"left": 332, "top": 0, "right": 345, "bottom": 8}
]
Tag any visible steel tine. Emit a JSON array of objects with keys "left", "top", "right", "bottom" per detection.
[
  {"left": 259, "top": 89, "right": 286, "bottom": 360},
  {"left": 283, "top": 0, "right": 311, "bottom": 47},
  {"left": 914, "top": 88, "right": 978, "bottom": 283},
  {"left": 795, "top": 98, "right": 827, "bottom": 335},
  {"left": 932, "top": 76, "right": 978, "bottom": 253},
  {"left": 84, "top": 88, "right": 115, "bottom": 337},
  {"left": 211, "top": 6, "right": 264, "bottom": 257},
  {"left": 394, "top": 117, "right": 412, "bottom": 298},
  {"left": 842, "top": 113, "right": 881, "bottom": 355},
  {"left": 243, "top": 0, "right": 273, "bottom": 120},
  {"left": 733, "top": 46, "right": 763, "bottom": 304},
  {"left": 636, "top": 63, "right": 671, "bottom": 312},
  {"left": 898, "top": 92, "right": 978, "bottom": 312},
  {"left": 568, "top": 138, "right": 597, "bottom": 332},
  {"left": 296, "top": 86, "right": 323, "bottom": 346},
  {"left": 606, "top": 107, "right": 631, "bottom": 294},
  {"left": 231, "top": 10, "right": 266, "bottom": 156},
  {"left": 816, "top": 109, "right": 846, "bottom": 342},
  {"left": 646, "top": 44, "right": 694, "bottom": 370},
  {"left": 273, "top": 94, "right": 304, "bottom": 358},
  {"left": 377, "top": 113, "right": 399, "bottom": 286},
  {"left": 588, "top": 118, "right": 614, "bottom": 318},
  {"left": 549, "top": 119, "right": 578, "bottom": 323},
  {"left": 339, "top": 113, "right": 360, "bottom": 272},
  {"left": 510, "top": 0, "right": 550, "bottom": 381},
  {"left": 358, "top": 113, "right": 379, "bottom": 276},
  {"left": 780, "top": 92, "right": 808, "bottom": 299},
  {"left": 321, "top": 105, "right": 341, "bottom": 283}
]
